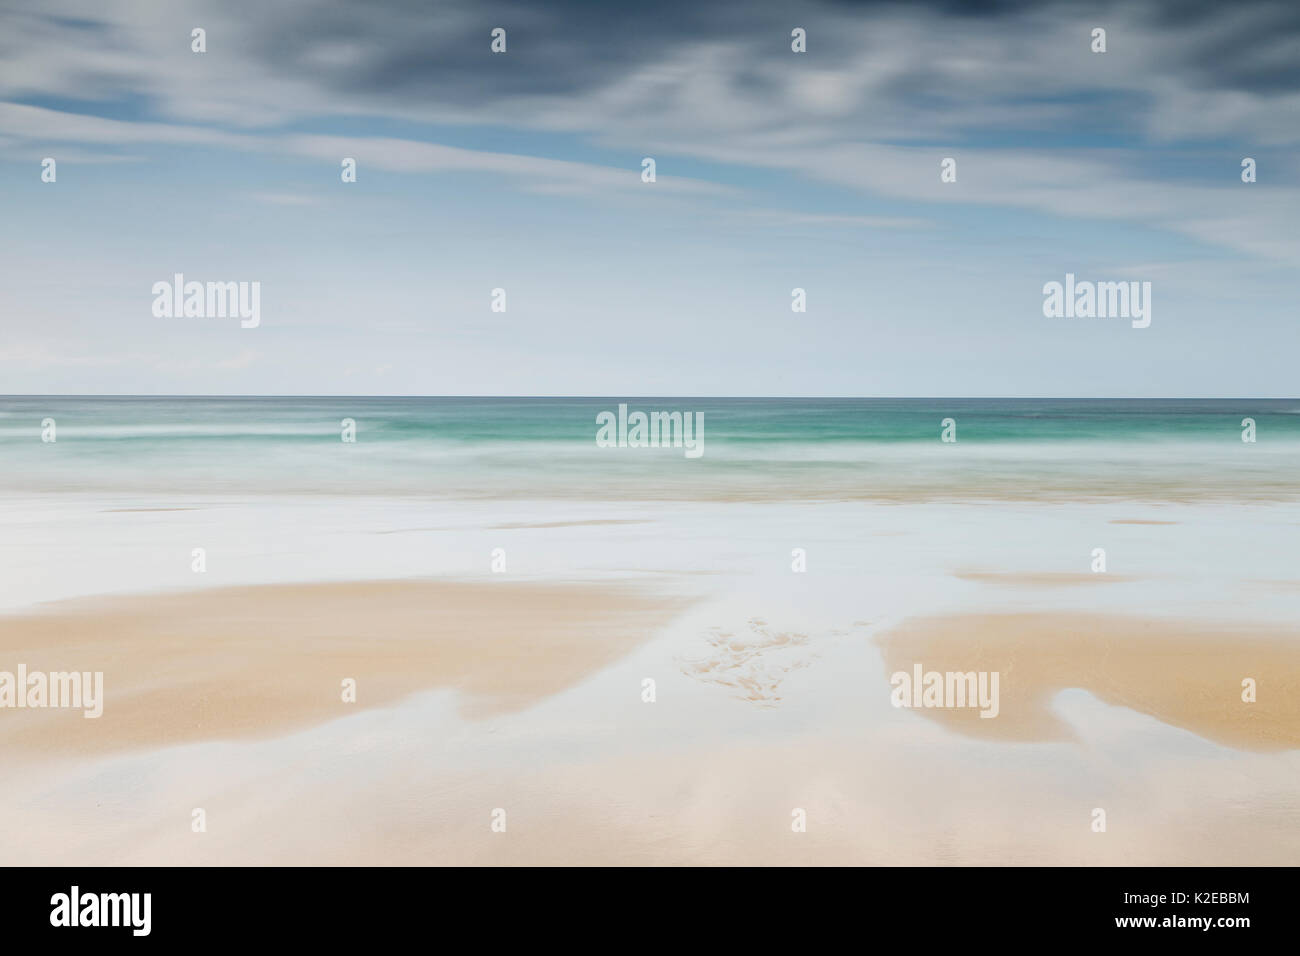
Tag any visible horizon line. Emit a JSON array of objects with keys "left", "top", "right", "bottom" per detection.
[{"left": 2, "top": 394, "right": 1298, "bottom": 401}]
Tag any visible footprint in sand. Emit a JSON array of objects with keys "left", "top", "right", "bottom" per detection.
[{"left": 678, "top": 618, "right": 815, "bottom": 706}]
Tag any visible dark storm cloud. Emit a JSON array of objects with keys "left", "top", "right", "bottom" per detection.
[
  {"left": 230, "top": 0, "right": 1300, "bottom": 109},
  {"left": 1148, "top": 1, "right": 1300, "bottom": 94},
  {"left": 2, "top": 0, "right": 1297, "bottom": 156},
  {"left": 243, "top": 0, "right": 791, "bottom": 103}
]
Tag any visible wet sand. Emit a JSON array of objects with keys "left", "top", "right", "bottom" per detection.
[
  {"left": 0, "top": 579, "right": 689, "bottom": 754},
  {"left": 876, "top": 612, "right": 1300, "bottom": 751},
  {"left": 0, "top": 570, "right": 1297, "bottom": 865}
]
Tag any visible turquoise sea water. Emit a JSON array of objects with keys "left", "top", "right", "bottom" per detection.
[{"left": 2, "top": 397, "right": 1298, "bottom": 501}]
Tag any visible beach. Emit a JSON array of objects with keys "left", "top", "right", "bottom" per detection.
[{"left": 1, "top": 397, "right": 1298, "bottom": 865}]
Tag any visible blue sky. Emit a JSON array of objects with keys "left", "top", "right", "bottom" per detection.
[{"left": 1, "top": 0, "right": 1297, "bottom": 396}]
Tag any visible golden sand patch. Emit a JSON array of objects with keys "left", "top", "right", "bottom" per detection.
[
  {"left": 0, "top": 579, "right": 688, "bottom": 754},
  {"left": 876, "top": 613, "right": 1300, "bottom": 751}
]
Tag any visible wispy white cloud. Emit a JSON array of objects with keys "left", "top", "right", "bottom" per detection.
[
  {"left": 2, "top": 1, "right": 1294, "bottom": 263},
  {"left": 283, "top": 133, "right": 733, "bottom": 197}
]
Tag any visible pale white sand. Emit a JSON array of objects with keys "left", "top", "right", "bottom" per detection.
[{"left": 1, "top": 494, "right": 1297, "bottom": 864}]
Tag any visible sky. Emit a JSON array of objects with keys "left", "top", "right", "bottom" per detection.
[{"left": 0, "top": 0, "right": 1297, "bottom": 396}]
